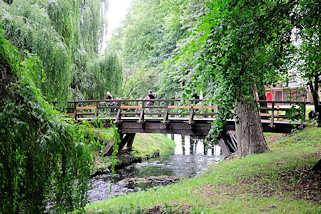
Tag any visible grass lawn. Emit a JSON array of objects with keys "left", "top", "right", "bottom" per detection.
[
  {"left": 85, "top": 126, "right": 321, "bottom": 214},
  {"left": 133, "top": 133, "right": 175, "bottom": 157}
]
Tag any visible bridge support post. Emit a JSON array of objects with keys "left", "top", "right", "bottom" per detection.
[
  {"left": 126, "top": 133, "right": 136, "bottom": 150},
  {"left": 181, "top": 135, "right": 185, "bottom": 155},
  {"left": 190, "top": 137, "right": 195, "bottom": 155},
  {"left": 203, "top": 139, "right": 208, "bottom": 155},
  {"left": 74, "top": 102, "right": 77, "bottom": 120},
  {"left": 118, "top": 133, "right": 136, "bottom": 153},
  {"left": 106, "top": 133, "right": 136, "bottom": 155},
  {"left": 218, "top": 130, "right": 238, "bottom": 156}
]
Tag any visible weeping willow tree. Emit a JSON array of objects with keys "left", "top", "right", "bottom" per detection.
[
  {"left": 75, "top": 53, "right": 123, "bottom": 99},
  {"left": 0, "top": 0, "right": 122, "bottom": 102},
  {"left": 0, "top": 24, "right": 97, "bottom": 213}
]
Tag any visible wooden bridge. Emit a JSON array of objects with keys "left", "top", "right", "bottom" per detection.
[{"left": 60, "top": 99, "right": 307, "bottom": 154}]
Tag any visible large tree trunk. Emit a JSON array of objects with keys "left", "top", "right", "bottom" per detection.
[
  {"left": 312, "top": 159, "right": 321, "bottom": 171},
  {"left": 235, "top": 100, "right": 269, "bottom": 157},
  {"left": 309, "top": 76, "right": 321, "bottom": 127}
]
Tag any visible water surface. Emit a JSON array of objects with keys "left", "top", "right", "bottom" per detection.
[{"left": 88, "top": 134, "right": 223, "bottom": 203}]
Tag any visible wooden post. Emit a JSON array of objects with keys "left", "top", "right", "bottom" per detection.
[
  {"left": 189, "top": 107, "right": 194, "bottom": 125},
  {"left": 138, "top": 110, "right": 145, "bottom": 124},
  {"left": 270, "top": 101, "right": 274, "bottom": 128},
  {"left": 181, "top": 135, "right": 185, "bottom": 155},
  {"left": 203, "top": 139, "right": 208, "bottom": 155},
  {"left": 163, "top": 101, "right": 169, "bottom": 123},
  {"left": 116, "top": 109, "right": 121, "bottom": 123},
  {"left": 158, "top": 100, "right": 161, "bottom": 117},
  {"left": 95, "top": 101, "right": 99, "bottom": 118},
  {"left": 162, "top": 111, "right": 169, "bottom": 124},
  {"left": 181, "top": 135, "right": 185, "bottom": 144},
  {"left": 74, "top": 102, "right": 77, "bottom": 120},
  {"left": 142, "top": 99, "right": 145, "bottom": 115},
  {"left": 300, "top": 102, "right": 306, "bottom": 128},
  {"left": 126, "top": 133, "right": 136, "bottom": 151},
  {"left": 190, "top": 137, "right": 195, "bottom": 155},
  {"left": 135, "top": 101, "right": 139, "bottom": 115},
  {"left": 276, "top": 103, "right": 280, "bottom": 121}
]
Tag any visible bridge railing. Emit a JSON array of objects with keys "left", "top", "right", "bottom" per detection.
[
  {"left": 257, "top": 100, "right": 307, "bottom": 128},
  {"left": 61, "top": 99, "right": 218, "bottom": 123},
  {"left": 60, "top": 99, "right": 307, "bottom": 127}
]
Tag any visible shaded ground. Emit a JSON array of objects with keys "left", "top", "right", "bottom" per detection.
[
  {"left": 242, "top": 165, "right": 321, "bottom": 204},
  {"left": 276, "top": 165, "right": 321, "bottom": 203},
  {"left": 143, "top": 204, "right": 191, "bottom": 214},
  {"left": 200, "top": 152, "right": 321, "bottom": 205}
]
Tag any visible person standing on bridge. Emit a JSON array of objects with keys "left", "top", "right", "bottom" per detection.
[
  {"left": 106, "top": 91, "right": 114, "bottom": 112},
  {"left": 144, "top": 90, "right": 155, "bottom": 113},
  {"left": 106, "top": 91, "right": 113, "bottom": 100},
  {"left": 146, "top": 90, "right": 155, "bottom": 106},
  {"left": 191, "top": 92, "right": 200, "bottom": 104}
]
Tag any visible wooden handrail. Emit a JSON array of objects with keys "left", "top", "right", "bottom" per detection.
[
  {"left": 61, "top": 100, "right": 307, "bottom": 124},
  {"left": 116, "top": 105, "right": 218, "bottom": 110},
  {"left": 76, "top": 106, "right": 97, "bottom": 110},
  {"left": 120, "top": 106, "right": 142, "bottom": 109},
  {"left": 167, "top": 106, "right": 217, "bottom": 110}
]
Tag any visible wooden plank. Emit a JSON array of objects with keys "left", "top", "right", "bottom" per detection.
[
  {"left": 76, "top": 106, "right": 97, "bottom": 110},
  {"left": 138, "top": 110, "right": 145, "bottom": 124},
  {"left": 117, "top": 105, "right": 217, "bottom": 110},
  {"left": 116, "top": 109, "right": 121, "bottom": 123},
  {"left": 77, "top": 112, "right": 96, "bottom": 116},
  {"left": 167, "top": 106, "right": 217, "bottom": 110},
  {"left": 260, "top": 113, "right": 272, "bottom": 117},
  {"left": 120, "top": 106, "right": 142, "bottom": 110}
]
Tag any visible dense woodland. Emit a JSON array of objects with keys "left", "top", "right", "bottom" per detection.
[{"left": 0, "top": 0, "right": 320, "bottom": 213}]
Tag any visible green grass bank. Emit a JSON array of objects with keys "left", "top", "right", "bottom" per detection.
[
  {"left": 86, "top": 127, "right": 321, "bottom": 214},
  {"left": 132, "top": 133, "right": 175, "bottom": 157}
]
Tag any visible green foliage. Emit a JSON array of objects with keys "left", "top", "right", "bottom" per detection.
[
  {"left": 293, "top": 0, "right": 320, "bottom": 125},
  {"left": 108, "top": 0, "right": 202, "bottom": 99},
  {"left": 285, "top": 103, "right": 305, "bottom": 121},
  {"left": 0, "top": 0, "right": 73, "bottom": 101},
  {"left": 110, "top": 123, "right": 120, "bottom": 180},
  {"left": 173, "top": 0, "right": 296, "bottom": 141},
  {"left": 179, "top": 0, "right": 294, "bottom": 98},
  {"left": 75, "top": 53, "right": 123, "bottom": 99},
  {"left": 0, "top": 27, "right": 95, "bottom": 213},
  {"left": 0, "top": 0, "right": 122, "bottom": 101}
]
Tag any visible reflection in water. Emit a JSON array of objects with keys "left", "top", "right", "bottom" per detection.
[
  {"left": 172, "top": 134, "right": 221, "bottom": 156},
  {"left": 88, "top": 134, "right": 223, "bottom": 203}
]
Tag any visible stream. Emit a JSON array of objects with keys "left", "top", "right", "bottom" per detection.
[{"left": 88, "top": 134, "right": 224, "bottom": 203}]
